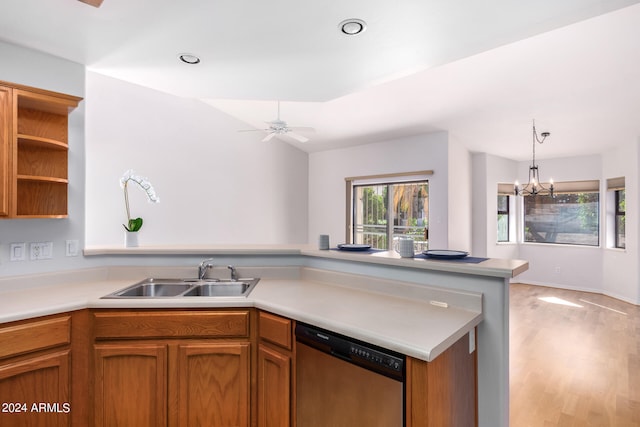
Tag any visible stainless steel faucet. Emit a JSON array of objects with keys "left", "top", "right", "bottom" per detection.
[
  {"left": 198, "top": 258, "right": 214, "bottom": 280},
  {"left": 227, "top": 265, "right": 238, "bottom": 281}
]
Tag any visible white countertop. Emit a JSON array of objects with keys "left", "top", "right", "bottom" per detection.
[
  {"left": 302, "top": 248, "right": 528, "bottom": 278},
  {"left": 0, "top": 266, "right": 482, "bottom": 362}
]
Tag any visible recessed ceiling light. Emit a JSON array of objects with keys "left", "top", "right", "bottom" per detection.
[
  {"left": 178, "top": 53, "right": 201, "bottom": 64},
  {"left": 339, "top": 18, "right": 367, "bottom": 36}
]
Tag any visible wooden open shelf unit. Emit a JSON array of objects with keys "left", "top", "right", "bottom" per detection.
[{"left": 0, "top": 81, "right": 82, "bottom": 218}]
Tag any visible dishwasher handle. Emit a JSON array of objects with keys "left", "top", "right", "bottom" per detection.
[
  {"left": 330, "top": 349, "right": 353, "bottom": 363},
  {"left": 295, "top": 323, "right": 348, "bottom": 354}
]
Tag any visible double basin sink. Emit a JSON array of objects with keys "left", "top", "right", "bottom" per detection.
[{"left": 103, "top": 277, "right": 259, "bottom": 298}]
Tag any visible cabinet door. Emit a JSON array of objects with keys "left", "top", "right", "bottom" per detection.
[
  {"left": 258, "top": 344, "right": 291, "bottom": 427},
  {"left": 0, "top": 85, "right": 10, "bottom": 216},
  {"left": 94, "top": 344, "right": 168, "bottom": 427},
  {"left": 176, "top": 342, "right": 250, "bottom": 427},
  {"left": 0, "top": 350, "right": 70, "bottom": 427}
]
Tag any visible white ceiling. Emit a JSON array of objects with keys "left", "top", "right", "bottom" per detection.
[{"left": 2, "top": 0, "right": 640, "bottom": 159}]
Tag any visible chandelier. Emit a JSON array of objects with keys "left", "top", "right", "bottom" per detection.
[{"left": 514, "top": 120, "right": 554, "bottom": 197}]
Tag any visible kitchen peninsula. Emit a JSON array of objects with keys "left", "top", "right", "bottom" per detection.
[{"left": 0, "top": 246, "right": 527, "bottom": 427}]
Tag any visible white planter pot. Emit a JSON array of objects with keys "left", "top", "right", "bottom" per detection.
[{"left": 124, "top": 231, "right": 139, "bottom": 247}]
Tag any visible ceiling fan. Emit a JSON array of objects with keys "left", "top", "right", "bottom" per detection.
[
  {"left": 239, "top": 101, "right": 314, "bottom": 143},
  {"left": 78, "top": 0, "right": 104, "bottom": 7}
]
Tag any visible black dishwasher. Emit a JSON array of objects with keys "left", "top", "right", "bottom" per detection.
[{"left": 295, "top": 322, "right": 405, "bottom": 427}]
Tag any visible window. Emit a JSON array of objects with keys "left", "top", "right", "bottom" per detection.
[
  {"left": 347, "top": 172, "right": 430, "bottom": 252},
  {"left": 615, "top": 189, "right": 625, "bottom": 249},
  {"left": 607, "top": 177, "right": 625, "bottom": 249},
  {"left": 497, "top": 183, "right": 516, "bottom": 243},
  {"left": 523, "top": 180, "right": 600, "bottom": 246},
  {"left": 497, "top": 195, "right": 510, "bottom": 242}
]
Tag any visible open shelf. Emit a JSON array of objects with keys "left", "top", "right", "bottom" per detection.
[
  {"left": 17, "top": 143, "right": 68, "bottom": 180},
  {"left": 16, "top": 180, "right": 68, "bottom": 217},
  {"left": 17, "top": 106, "right": 68, "bottom": 141},
  {"left": 17, "top": 175, "right": 69, "bottom": 183},
  {"left": 18, "top": 134, "right": 68, "bottom": 150}
]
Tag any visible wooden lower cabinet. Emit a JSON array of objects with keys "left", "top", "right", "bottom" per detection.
[
  {"left": 93, "top": 343, "right": 167, "bottom": 427},
  {"left": 176, "top": 342, "right": 250, "bottom": 426},
  {"left": 406, "top": 332, "right": 478, "bottom": 427},
  {"left": 258, "top": 344, "right": 291, "bottom": 427},
  {"left": 91, "top": 309, "right": 253, "bottom": 427},
  {"left": 0, "top": 314, "right": 72, "bottom": 427},
  {"left": 0, "top": 350, "right": 71, "bottom": 427},
  {"left": 257, "top": 310, "right": 294, "bottom": 427},
  {"left": 93, "top": 341, "right": 251, "bottom": 427}
]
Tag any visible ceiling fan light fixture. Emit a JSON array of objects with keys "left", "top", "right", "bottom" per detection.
[
  {"left": 339, "top": 19, "right": 367, "bottom": 36},
  {"left": 178, "top": 53, "right": 201, "bottom": 65}
]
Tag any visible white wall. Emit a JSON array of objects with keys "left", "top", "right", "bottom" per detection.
[
  {"left": 471, "top": 153, "right": 489, "bottom": 257},
  {"left": 85, "top": 72, "right": 308, "bottom": 246},
  {"left": 0, "top": 41, "right": 86, "bottom": 276},
  {"left": 448, "top": 138, "right": 472, "bottom": 252},
  {"left": 602, "top": 141, "right": 639, "bottom": 304},
  {"left": 515, "top": 154, "right": 604, "bottom": 292},
  {"left": 308, "top": 132, "right": 451, "bottom": 249},
  {"left": 471, "top": 153, "right": 520, "bottom": 260}
]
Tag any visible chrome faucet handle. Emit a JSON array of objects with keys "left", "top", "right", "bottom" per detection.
[
  {"left": 198, "top": 258, "right": 214, "bottom": 279},
  {"left": 227, "top": 265, "right": 238, "bottom": 281}
]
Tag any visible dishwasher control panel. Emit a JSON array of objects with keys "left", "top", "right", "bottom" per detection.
[
  {"left": 350, "top": 343, "right": 403, "bottom": 373},
  {"left": 295, "top": 322, "right": 405, "bottom": 381}
]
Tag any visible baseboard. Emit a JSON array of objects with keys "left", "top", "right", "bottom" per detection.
[
  {"left": 601, "top": 290, "right": 640, "bottom": 306},
  {"left": 512, "top": 280, "right": 640, "bottom": 306}
]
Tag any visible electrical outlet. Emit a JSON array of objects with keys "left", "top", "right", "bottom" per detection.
[
  {"left": 65, "top": 240, "right": 79, "bottom": 257},
  {"left": 10, "top": 243, "right": 26, "bottom": 261},
  {"left": 30, "top": 242, "right": 53, "bottom": 260}
]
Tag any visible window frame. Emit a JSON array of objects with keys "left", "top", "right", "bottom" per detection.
[
  {"left": 614, "top": 188, "right": 625, "bottom": 249},
  {"left": 346, "top": 171, "right": 432, "bottom": 250},
  {"left": 497, "top": 194, "right": 510, "bottom": 243},
  {"left": 606, "top": 177, "right": 625, "bottom": 250},
  {"left": 521, "top": 180, "right": 601, "bottom": 247}
]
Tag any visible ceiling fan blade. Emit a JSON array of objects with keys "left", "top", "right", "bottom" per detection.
[
  {"left": 238, "top": 129, "right": 264, "bottom": 132},
  {"left": 78, "top": 0, "right": 104, "bottom": 7},
  {"left": 288, "top": 126, "right": 316, "bottom": 133},
  {"left": 286, "top": 132, "right": 309, "bottom": 143},
  {"left": 262, "top": 132, "right": 277, "bottom": 142}
]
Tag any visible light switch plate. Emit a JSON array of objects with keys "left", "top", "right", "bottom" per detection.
[
  {"left": 30, "top": 242, "right": 53, "bottom": 260},
  {"left": 65, "top": 240, "right": 79, "bottom": 257},
  {"left": 10, "top": 243, "right": 26, "bottom": 261}
]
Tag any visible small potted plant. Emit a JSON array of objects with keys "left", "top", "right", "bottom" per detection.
[{"left": 120, "top": 169, "right": 159, "bottom": 247}]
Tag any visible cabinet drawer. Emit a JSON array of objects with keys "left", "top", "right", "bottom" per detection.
[
  {"left": 0, "top": 315, "right": 71, "bottom": 359},
  {"left": 259, "top": 311, "right": 292, "bottom": 350},
  {"left": 93, "top": 310, "right": 250, "bottom": 339}
]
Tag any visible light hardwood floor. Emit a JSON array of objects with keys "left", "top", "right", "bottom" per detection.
[{"left": 510, "top": 283, "right": 640, "bottom": 426}]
